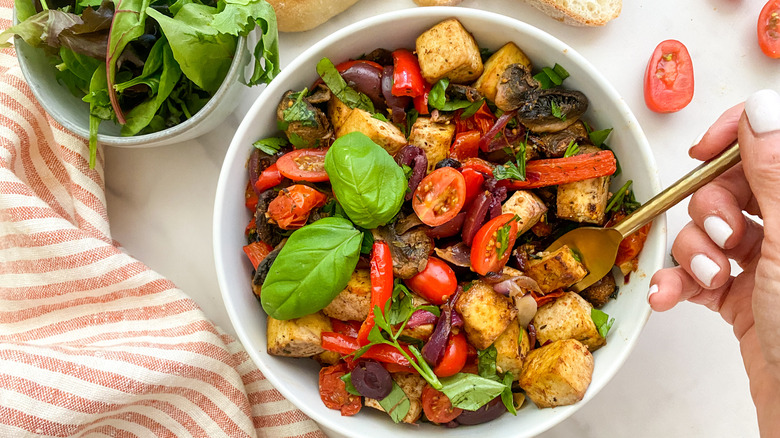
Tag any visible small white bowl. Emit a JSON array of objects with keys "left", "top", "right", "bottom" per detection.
[
  {"left": 214, "top": 7, "right": 666, "bottom": 437},
  {"left": 13, "top": 9, "right": 250, "bottom": 148}
]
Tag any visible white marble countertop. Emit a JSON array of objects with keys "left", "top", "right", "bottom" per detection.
[{"left": 104, "top": 0, "right": 767, "bottom": 435}]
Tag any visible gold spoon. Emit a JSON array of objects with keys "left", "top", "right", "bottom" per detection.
[{"left": 546, "top": 142, "right": 741, "bottom": 292}]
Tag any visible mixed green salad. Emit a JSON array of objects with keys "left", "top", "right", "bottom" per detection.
[{"left": 1, "top": 0, "right": 279, "bottom": 167}]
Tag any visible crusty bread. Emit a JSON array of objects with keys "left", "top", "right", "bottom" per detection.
[
  {"left": 522, "top": 0, "right": 622, "bottom": 26},
  {"left": 413, "top": 0, "right": 464, "bottom": 5},
  {"left": 266, "top": 0, "right": 362, "bottom": 32}
]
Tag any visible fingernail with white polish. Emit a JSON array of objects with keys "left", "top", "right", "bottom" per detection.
[
  {"left": 647, "top": 284, "right": 659, "bottom": 302},
  {"left": 690, "top": 254, "right": 720, "bottom": 288},
  {"left": 703, "top": 216, "right": 733, "bottom": 248},
  {"left": 692, "top": 130, "right": 706, "bottom": 147},
  {"left": 745, "top": 89, "right": 780, "bottom": 135}
]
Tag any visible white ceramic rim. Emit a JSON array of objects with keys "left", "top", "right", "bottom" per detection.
[{"left": 215, "top": 7, "right": 665, "bottom": 437}]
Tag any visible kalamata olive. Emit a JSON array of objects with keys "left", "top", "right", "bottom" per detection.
[
  {"left": 363, "top": 48, "right": 394, "bottom": 66},
  {"left": 435, "top": 158, "right": 462, "bottom": 169},
  {"left": 395, "top": 146, "right": 428, "bottom": 201},
  {"left": 487, "top": 185, "right": 507, "bottom": 219},
  {"left": 382, "top": 65, "right": 410, "bottom": 123},
  {"left": 341, "top": 63, "right": 385, "bottom": 110},
  {"left": 426, "top": 212, "right": 466, "bottom": 239},
  {"left": 455, "top": 397, "right": 507, "bottom": 425},
  {"left": 461, "top": 191, "right": 491, "bottom": 246},
  {"left": 351, "top": 360, "right": 393, "bottom": 399}
]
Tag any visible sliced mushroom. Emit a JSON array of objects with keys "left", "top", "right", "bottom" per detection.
[
  {"left": 448, "top": 83, "right": 483, "bottom": 103},
  {"left": 516, "top": 89, "right": 589, "bottom": 133},
  {"left": 252, "top": 240, "right": 285, "bottom": 298},
  {"left": 305, "top": 83, "right": 333, "bottom": 104},
  {"left": 531, "top": 121, "right": 590, "bottom": 158},
  {"left": 254, "top": 190, "right": 285, "bottom": 247},
  {"left": 276, "top": 89, "right": 333, "bottom": 148},
  {"left": 372, "top": 225, "right": 434, "bottom": 279},
  {"left": 494, "top": 63, "right": 540, "bottom": 112}
]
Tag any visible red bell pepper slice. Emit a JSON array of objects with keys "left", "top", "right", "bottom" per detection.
[
  {"left": 321, "top": 332, "right": 412, "bottom": 367},
  {"left": 357, "top": 241, "right": 394, "bottom": 345},
  {"left": 245, "top": 181, "right": 259, "bottom": 211},
  {"left": 460, "top": 167, "right": 485, "bottom": 209},
  {"left": 499, "top": 150, "right": 617, "bottom": 190},
  {"left": 254, "top": 163, "right": 284, "bottom": 193},
  {"left": 449, "top": 130, "right": 481, "bottom": 161},
  {"left": 392, "top": 49, "right": 426, "bottom": 98},
  {"left": 242, "top": 241, "right": 273, "bottom": 269}
]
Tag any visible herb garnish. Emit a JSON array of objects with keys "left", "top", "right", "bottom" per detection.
[
  {"left": 532, "top": 63, "right": 570, "bottom": 89},
  {"left": 493, "top": 144, "right": 527, "bottom": 181},
  {"left": 316, "top": 58, "right": 374, "bottom": 112},
  {"left": 563, "top": 140, "right": 580, "bottom": 157},
  {"left": 591, "top": 308, "right": 615, "bottom": 338},
  {"left": 282, "top": 88, "right": 318, "bottom": 127},
  {"left": 606, "top": 180, "right": 640, "bottom": 214},
  {"left": 551, "top": 100, "right": 566, "bottom": 121},
  {"left": 253, "top": 136, "right": 288, "bottom": 155},
  {"left": 428, "top": 78, "right": 475, "bottom": 111}
]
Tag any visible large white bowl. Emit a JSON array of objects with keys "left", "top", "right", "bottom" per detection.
[{"left": 215, "top": 7, "right": 666, "bottom": 437}]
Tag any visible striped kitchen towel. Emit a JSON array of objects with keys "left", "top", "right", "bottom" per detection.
[{"left": 0, "top": 1, "right": 324, "bottom": 436}]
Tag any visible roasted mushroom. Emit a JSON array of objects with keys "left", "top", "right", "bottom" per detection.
[
  {"left": 531, "top": 121, "right": 590, "bottom": 158},
  {"left": 254, "top": 190, "right": 285, "bottom": 247},
  {"left": 494, "top": 63, "right": 540, "bottom": 112},
  {"left": 372, "top": 224, "right": 434, "bottom": 279},
  {"left": 447, "top": 83, "right": 483, "bottom": 103},
  {"left": 276, "top": 89, "right": 333, "bottom": 148},
  {"left": 252, "top": 243, "right": 283, "bottom": 298},
  {"left": 516, "top": 89, "right": 589, "bottom": 133}
]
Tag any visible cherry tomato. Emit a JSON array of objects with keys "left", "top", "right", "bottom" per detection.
[
  {"left": 460, "top": 167, "right": 485, "bottom": 208},
  {"left": 267, "top": 185, "right": 328, "bottom": 229},
  {"left": 470, "top": 214, "right": 519, "bottom": 276},
  {"left": 432, "top": 332, "right": 468, "bottom": 377},
  {"left": 404, "top": 257, "right": 457, "bottom": 305},
  {"left": 275, "top": 149, "right": 329, "bottom": 182},
  {"left": 422, "top": 384, "right": 463, "bottom": 424},
  {"left": 643, "top": 40, "right": 694, "bottom": 113},
  {"left": 449, "top": 130, "right": 481, "bottom": 161},
  {"left": 758, "top": 0, "right": 780, "bottom": 58},
  {"left": 412, "top": 167, "right": 467, "bottom": 227},
  {"left": 455, "top": 102, "right": 496, "bottom": 136},
  {"left": 319, "top": 362, "right": 362, "bottom": 416}
]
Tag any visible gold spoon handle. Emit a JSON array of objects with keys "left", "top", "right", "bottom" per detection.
[{"left": 613, "top": 142, "right": 742, "bottom": 238}]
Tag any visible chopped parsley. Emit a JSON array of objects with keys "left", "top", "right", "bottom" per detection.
[
  {"left": 563, "top": 140, "right": 580, "bottom": 157},
  {"left": 606, "top": 180, "right": 641, "bottom": 214},
  {"left": 493, "top": 143, "right": 527, "bottom": 181},
  {"left": 550, "top": 100, "right": 566, "bottom": 121},
  {"left": 591, "top": 308, "right": 615, "bottom": 338}
]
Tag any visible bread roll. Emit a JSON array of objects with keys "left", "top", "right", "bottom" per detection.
[
  {"left": 413, "top": 0, "right": 464, "bottom": 5},
  {"left": 267, "top": 0, "right": 362, "bottom": 32},
  {"left": 522, "top": 0, "right": 621, "bottom": 26}
]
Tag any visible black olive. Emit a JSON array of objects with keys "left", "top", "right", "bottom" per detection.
[
  {"left": 455, "top": 397, "right": 507, "bottom": 425},
  {"left": 435, "top": 158, "right": 462, "bottom": 170},
  {"left": 350, "top": 360, "right": 393, "bottom": 399}
]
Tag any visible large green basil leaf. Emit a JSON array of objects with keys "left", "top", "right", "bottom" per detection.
[
  {"left": 439, "top": 373, "right": 507, "bottom": 411},
  {"left": 324, "top": 132, "right": 406, "bottom": 229},
  {"left": 261, "top": 217, "right": 362, "bottom": 320}
]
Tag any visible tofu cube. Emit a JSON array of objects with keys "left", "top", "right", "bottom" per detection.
[
  {"left": 473, "top": 42, "right": 532, "bottom": 102},
  {"left": 365, "top": 372, "right": 426, "bottom": 423},
  {"left": 531, "top": 292, "right": 606, "bottom": 351},
  {"left": 556, "top": 146, "right": 611, "bottom": 224},
  {"left": 336, "top": 107, "right": 407, "bottom": 156},
  {"left": 519, "top": 339, "right": 594, "bottom": 408},
  {"left": 501, "top": 190, "right": 548, "bottom": 236},
  {"left": 323, "top": 269, "right": 371, "bottom": 321},
  {"left": 525, "top": 245, "right": 588, "bottom": 294},
  {"left": 455, "top": 280, "right": 518, "bottom": 350},
  {"left": 408, "top": 117, "right": 456, "bottom": 172},
  {"left": 494, "top": 318, "right": 531, "bottom": 379},
  {"left": 327, "top": 97, "right": 353, "bottom": 132},
  {"left": 415, "top": 18, "right": 484, "bottom": 84},
  {"left": 266, "top": 312, "right": 332, "bottom": 357}
]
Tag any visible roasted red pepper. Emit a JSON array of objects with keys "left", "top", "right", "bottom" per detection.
[
  {"left": 392, "top": 49, "right": 426, "bottom": 98},
  {"left": 413, "top": 81, "right": 431, "bottom": 115},
  {"left": 449, "top": 130, "right": 481, "bottom": 161},
  {"left": 321, "top": 332, "right": 412, "bottom": 367},
  {"left": 357, "top": 241, "right": 394, "bottom": 345},
  {"left": 254, "top": 163, "right": 283, "bottom": 193},
  {"left": 242, "top": 241, "right": 273, "bottom": 269},
  {"left": 499, "top": 150, "right": 617, "bottom": 190}
]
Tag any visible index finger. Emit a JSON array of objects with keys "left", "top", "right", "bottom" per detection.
[{"left": 689, "top": 103, "right": 744, "bottom": 161}]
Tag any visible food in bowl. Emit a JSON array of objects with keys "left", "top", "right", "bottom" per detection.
[
  {"left": 241, "top": 17, "right": 649, "bottom": 426},
  {"left": 1, "top": 0, "right": 279, "bottom": 166}
]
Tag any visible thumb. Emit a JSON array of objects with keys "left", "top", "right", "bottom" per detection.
[{"left": 740, "top": 89, "right": 780, "bottom": 225}]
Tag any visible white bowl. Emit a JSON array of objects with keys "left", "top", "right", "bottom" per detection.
[
  {"left": 214, "top": 7, "right": 666, "bottom": 437},
  {"left": 13, "top": 9, "right": 250, "bottom": 148}
]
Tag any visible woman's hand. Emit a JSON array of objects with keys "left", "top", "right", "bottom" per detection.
[{"left": 649, "top": 89, "right": 780, "bottom": 436}]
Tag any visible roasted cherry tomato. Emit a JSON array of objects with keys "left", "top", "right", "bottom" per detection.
[
  {"left": 242, "top": 241, "right": 273, "bottom": 269},
  {"left": 412, "top": 167, "right": 467, "bottom": 226},
  {"left": 758, "top": 0, "right": 780, "bottom": 58},
  {"left": 275, "top": 149, "right": 329, "bottom": 182},
  {"left": 459, "top": 157, "right": 494, "bottom": 176},
  {"left": 470, "top": 214, "right": 519, "bottom": 276},
  {"left": 267, "top": 185, "right": 328, "bottom": 229},
  {"left": 449, "top": 130, "right": 481, "bottom": 161},
  {"left": 404, "top": 257, "right": 457, "bottom": 305},
  {"left": 422, "top": 384, "right": 463, "bottom": 424},
  {"left": 319, "top": 362, "right": 362, "bottom": 416},
  {"left": 432, "top": 332, "right": 468, "bottom": 377},
  {"left": 460, "top": 167, "right": 485, "bottom": 208},
  {"left": 455, "top": 102, "right": 496, "bottom": 136},
  {"left": 643, "top": 39, "right": 694, "bottom": 113}
]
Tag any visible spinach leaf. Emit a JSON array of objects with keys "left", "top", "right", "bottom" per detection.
[
  {"left": 146, "top": 4, "right": 237, "bottom": 93},
  {"left": 324, "top": 132, "right": 406, "bottom": 229},
  {"left": 261, "top": 217, "right": 362, "bottom": 320},
  {"left": 439, "top": 373, "right": 507, "bottom": 411},
  {"left": 377, "top": 382, "right": 411, "bottom": 423},
  {"left": 316, "top": 58, "right": 374, "bottom": 113}
]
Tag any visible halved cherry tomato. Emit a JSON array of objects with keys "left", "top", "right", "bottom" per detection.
[
  {"left": 432, "top": 332, "right": 468, "bottom": 377},
  {"left": 319, "top": 362, "right": 362, "bottom": 416},
  {"left": 643, "top": 39, "right": 694, "bottom": 113},
  {"left": 254, "top": 163, "right": 283, "bottom": 193},
  {"left": 275, "top": 149, "right": 329, "bottom": 182},
  {"left": 242, "top": 241, "right": 273, "bottom": 269},
  {"left": 422, "top": 384, "right": 463, "bottom": 424},
  {"left": 460, "top": 167, "right": 485, "bottom": 208},
  {"left": 459, "top": 157, "right": 494, "bottom": 176},
  {"left": 758, "top": 0, "right": 780, "bottom": 58},
  {"left": 449, "top": 130, "right": 481, "bottom": 161},
  {"left": 405, "top": 257, "right": 457, "bottom": 305},
  {"left": 470, "top": 214, "right": 519, "bottom": 276},
  {"left": 412, "top": 167, "right": 467, "bottom": 226},
  {"left": 267, "top": 185, "right": 328, "bottom": 230}
]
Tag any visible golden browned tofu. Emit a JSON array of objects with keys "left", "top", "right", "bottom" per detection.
[
  {"left": 501, "top": 190, "right": 548, "bottom": 236},
  {"left": 322, "top": 269, "right": 371, "bottom": 321},
  {"left": 327, "top": 97, "right": 353, "bottom": 132},
  {"left": 335, "top": 107, "right": 407, "bottom": 156},
  {"left": 408, "top": 117, "right": 456, "bottom": 172},
  {"left": 365, "top": 372, "right": 426, "bottom": 423},
  {"left": 494, "top": 318, "right": 531, "bottom": 379},
  {"left": 519, "top": 339, "right": 594, "bottom": 408},
  {"left": 400, "top": 324, "right": 435, "bottom": 342},
  {"left": 266, "top": 312, "right": 332, "bottom": 357},
  {"left": 473, "top": 43, "right": 532, "bottom": 102},
  {"left": 415, "top": 18, "right": 484, "bottom": 84},
  {"left": 455, "top": 280, "right": 518, "bottom": 350},
  {"left": 579, "top": 272, "right": 616, "bottom": 308},
  {"left": 525, "top": 245, "right": 588, "bottom": 294},
  {"left": 556, "top": 146, "right": 611, "bottom": 224},
  {"left": 532, "top": 292, "right": 606, "bottom": 351},
  {"left": 312, "top": 350, "right": 341, "bottom": 365}
]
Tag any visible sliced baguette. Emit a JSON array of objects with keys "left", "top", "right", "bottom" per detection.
[
  {"left": 267, "top": 0, "right": 361, "bottom": 32},
  {"left": 522, "top": 0, "right": 622, "bottom": 26},
  {"left": 413, "top": 0, "right": 464, "bottom": 5}
]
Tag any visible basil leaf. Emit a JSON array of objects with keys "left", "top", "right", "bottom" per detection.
[
  {"left": 378, "top": 382, "right": 411, "bottom": 423},
  {"left": 428, "top": 78, "right": 473, "bottom": 112},
  {"left": 341, "top": 373, "right": 361, "bottom": 396},
  {"left": 439, "top": 373, "right": 507, "bottom": 411},
  {"left": 500, "top": 372, "right": 517, "bottom": 415},
  {"left": 360, "top": 229, "right": 374, "bottom": 255},
  {"left": 316, "top": 58, "right": 374, "bottom": 113},
  {"left": 588, "top": 127, "right": 613, "bottom": 147},
  {"left": 283, "top": 89, "right": 318, "bottom": 127},
  {"left": 324, "top": 132, "right": 406, "bottom": 229},
  {"left": 260, "top": 217, "right": 362, "bottom": 320},
  {"left": 477, "top": 346, "right": 498, "bottom": 381},
  {"left": 591, "top": 308, "right": 615, "bottom": 338},
  {"left": 253, "top": 136, "right": 288, "bottom": 155}
]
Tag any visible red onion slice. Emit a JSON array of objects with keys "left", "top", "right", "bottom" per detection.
[
  {"left": 478, "top": 111, "right": 516, "bottom": 153},
  {"left": 406, "top": 309, "right": 438, "bottom": 329}
]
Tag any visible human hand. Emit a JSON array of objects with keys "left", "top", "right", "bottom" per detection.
[{"left": 648, "top": 89, "right": 780, "bottom": 436}]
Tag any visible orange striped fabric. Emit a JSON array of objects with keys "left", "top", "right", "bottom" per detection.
[{"left": 0, "top": 2, "right": 325, "bottom": 436}]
